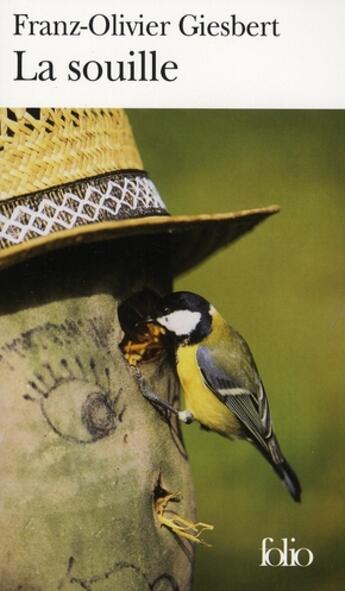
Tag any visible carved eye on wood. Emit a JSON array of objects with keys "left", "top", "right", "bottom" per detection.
[
  {"left": 40, "top": 380, "right": 121, "bottom": 444},
  {"left": 81, "top": 391, "right": 117, "bottom": 439},
  {"left": 24, "top": 357, "right": 125, "bottom": 445}
]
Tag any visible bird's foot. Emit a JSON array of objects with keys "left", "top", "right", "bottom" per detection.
[
  {"left": 178, "top": 410, "right": 194, "bottom": 424},
  {"left": 133, "top": 365, "right": 179, "bottom": 417},
  {"left": 132, "top": 366, "right": 194, "bottom": 425}
]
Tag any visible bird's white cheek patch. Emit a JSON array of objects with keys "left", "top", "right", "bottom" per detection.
[{"left": 157, "top": 310, "right": 201, "bottom": 336}]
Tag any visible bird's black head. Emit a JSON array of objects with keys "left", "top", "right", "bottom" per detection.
[{"left": 154, "top": 291, "right": 213, "bottom": 345}]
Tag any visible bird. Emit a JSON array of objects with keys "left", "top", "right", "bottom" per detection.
[{"left": 144, "top": 290, "right": 301, "bottom": 502}]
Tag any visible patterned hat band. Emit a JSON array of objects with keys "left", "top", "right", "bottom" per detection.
[{"left": 0, "top": 170, "right": 169, "bottom": 250}]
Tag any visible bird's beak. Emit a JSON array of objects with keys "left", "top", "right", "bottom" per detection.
[{"left": 135, "top": 316, "right": 157, "bottom": 328}]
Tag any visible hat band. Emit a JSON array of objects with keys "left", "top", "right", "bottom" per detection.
[{"left": 0, "top": 170, "right": 168, "bottom": 249}]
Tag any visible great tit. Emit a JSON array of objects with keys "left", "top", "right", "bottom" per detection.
[{"left": 147, "top": 291, "right": 301, "bottom": 502}]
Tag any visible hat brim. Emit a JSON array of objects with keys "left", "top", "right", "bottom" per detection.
[{"left": 0, "top": 205, "right": 279, "bottom": 276}]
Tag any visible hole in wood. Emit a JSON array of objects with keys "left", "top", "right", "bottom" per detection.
[
  {"left": 153, "top": 473, "right": 214, "bottom": 547},
  {"left": 118, "top": 289, "right": 167, "bottom": 366}
]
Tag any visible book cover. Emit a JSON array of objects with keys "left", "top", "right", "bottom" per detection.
[{"left": 0, "top": 2, "right": 343, "bottom": 590}]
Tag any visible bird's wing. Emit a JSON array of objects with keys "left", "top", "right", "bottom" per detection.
[
  {"left": 197, "top": 345, "right": 302, "bottom": 502},
  {"left": 196, "top": 345, "right": 272, "bottom": 444}
]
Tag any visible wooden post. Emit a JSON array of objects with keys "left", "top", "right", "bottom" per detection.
[{"left": 0, "top": 236, "right": 195, "bottom": 590}]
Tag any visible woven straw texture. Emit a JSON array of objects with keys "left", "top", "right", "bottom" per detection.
[{"left": 0, "top": 108, "right": 143, "bottom": 200}]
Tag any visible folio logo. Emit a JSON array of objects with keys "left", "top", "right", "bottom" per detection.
[{"left": 260, "top": 537, "right": 314, "bottom": 567}]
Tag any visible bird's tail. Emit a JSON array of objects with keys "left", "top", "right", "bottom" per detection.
[{"left": 253, "top": 434, "right": 302, "bottom": 503}]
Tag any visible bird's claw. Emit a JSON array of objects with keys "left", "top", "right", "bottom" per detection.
[{"left": 178, "top": 410, "right": 194, "bottom": 424}]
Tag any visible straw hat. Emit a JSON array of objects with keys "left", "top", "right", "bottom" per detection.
[{"left": 0, "top": 108, "right": 279, "bottom": 275}]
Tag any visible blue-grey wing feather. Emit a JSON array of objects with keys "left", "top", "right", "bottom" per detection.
[
  {"left": 196, "top": 345, "right": 302, "bottom": 502},
  {"left": 196, "top": 345, "right": 271, "bottom": 444}
]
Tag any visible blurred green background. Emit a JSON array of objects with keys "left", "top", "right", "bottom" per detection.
[{"left": 129, "top": 110, "right": 344, "bottom": 591}]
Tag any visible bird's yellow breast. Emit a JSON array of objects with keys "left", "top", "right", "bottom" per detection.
[{"left": 176, "top": 345, "right": 241, "bottom": 438}]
